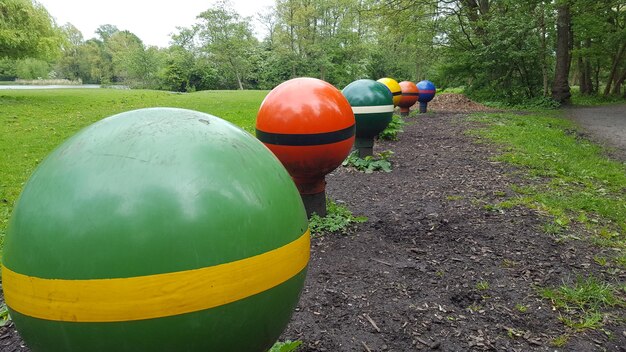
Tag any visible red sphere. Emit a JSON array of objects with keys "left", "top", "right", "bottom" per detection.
[
  {"left": 256, "top": 78, "right": 355, "bottom": 194},
  {"left": 398, "top": 81, "right": 419, "bottom": 114}
]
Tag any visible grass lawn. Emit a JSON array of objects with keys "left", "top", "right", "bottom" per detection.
[
  {"left": 0, "top": 88, "right": 268, "bottom": 250},
  {"left": 469, "top": 110, "right": 626, "bottom": 333},
  {"left": 471, "top": 111, "right": 626, "bottom": 238}
]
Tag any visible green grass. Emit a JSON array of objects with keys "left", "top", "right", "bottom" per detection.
[
  {"left": 540, "top": 275, "right": 624, "bottom": 330},
  {"left": 470, "top": 111, "right": 626, "bottom": 246},
  {"left": 550, "top": 334, "right": 570, "bottom": 347},
  {"left": 0, "top": 89, "right": 268, "bottom": 250},
  {"left": 514, "top": 303, "right": 528, "bottom": 313},
  {"left": 475, "top": 281, "right": 490, "bottom": 291}
]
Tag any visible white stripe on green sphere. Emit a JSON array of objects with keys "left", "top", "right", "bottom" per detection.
[{"left": 351, "top": 105, "right": 394, "bottom": 114}]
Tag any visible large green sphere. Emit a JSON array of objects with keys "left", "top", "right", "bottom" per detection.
[
  {"left": 342, "top": 79, "right": 394, "bottom": 139},
  {"left": 2, "top": 108, "right": 309, "bottom": 352}
]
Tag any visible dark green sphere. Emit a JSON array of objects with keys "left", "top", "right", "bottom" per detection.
[{"left": 342, "top": 79, "right": 394, "bottom": 138}]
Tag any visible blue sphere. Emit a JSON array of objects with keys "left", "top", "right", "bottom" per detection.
[{"left": 417, "top": 80, "right": 436, "bottom": 103}]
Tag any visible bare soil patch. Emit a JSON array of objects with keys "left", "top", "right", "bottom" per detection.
[{"left": 283, "top": 113, "right": 626, "bottom": 351}]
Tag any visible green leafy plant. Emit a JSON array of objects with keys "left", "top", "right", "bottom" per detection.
[
  {"left": 342, "top": 150, "right": 393, "bottom": 173},
  {"left": 309, "top": 199, "right": 367, "bottom": 236},
  {"left": 378, "top": 115, "right": 405, "bottom": 141},
  {"left": 269, "top": 340, "right": 302, "bottom": 352},
  {"left": 0, "top": 304, "right": 10, "bottom": 327}
]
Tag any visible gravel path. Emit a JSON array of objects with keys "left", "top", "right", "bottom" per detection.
[{"left": 566, "top": 104, "right": 626, "bottom": 161}]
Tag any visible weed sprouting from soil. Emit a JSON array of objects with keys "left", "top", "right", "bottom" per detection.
[
  {"left": 378, "top": 115, "right": 405, "bottom": 141},
  {"left": 309, "top": 199, "right": 367, "bottom": 237},
  {"left": 269, "top": 340, "right": 302, "bottom": 352},
  {"left": 475, "top": 281, "right": 490, "bottom": 291},
  {"left": 539, "top": 275, "right": 624, "bottom": 330},
  {"left": 515, "top": 304, "right": 528, "bottom": 313},
  {"left": 342, "top": 150, "right": 393, "bottom": 173},
  {"left": 593, "top": 255, "right": 608, "bottom": 266},
  {"left": 550, "top": 334, "right": 570, "bottom": 347}
]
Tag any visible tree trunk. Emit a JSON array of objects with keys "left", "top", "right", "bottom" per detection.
[
  {"left": 576, "top": 40, "right": 585, "bottom": 91},
  {"left": 551, "top": 2, "right": 572, "bottom": 104},
  {"left": 611, "top": 68, "right": 626, "bottom": 95},
  {"left": 583, "top": 39, "right": 593, "bottom": 94},
  {"left": 603, "top": 43, "right": 626, "bottom": 96},
  {"left": 540, "top": 2, "right": 549, "bottom": 96},
  {"left": 594, "top": 59, "right": 600, "bottom": 93}
]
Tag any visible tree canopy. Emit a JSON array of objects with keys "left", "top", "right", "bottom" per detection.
[
  {"left": 1, "top": 0, "right": 625, "bottom": 103},
  {"left": 0, "top": 0, "right": 62, "bottom": 59}
]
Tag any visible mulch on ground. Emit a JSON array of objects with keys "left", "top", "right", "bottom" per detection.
[
  {"left": 282, "top": 112, "right": 625, "bottom": 351},
  {"left": 425, "top": 93, "right": 498, "bottom": 113},
  {"left": 1, "top": 102, "right": 625, "bottom": 351}
]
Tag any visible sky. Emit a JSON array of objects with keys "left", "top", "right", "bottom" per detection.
[{"left": 37, "top": 0, "right": 275, "bottom": 48}]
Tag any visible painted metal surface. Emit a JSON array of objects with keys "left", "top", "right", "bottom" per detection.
[
  {"left": 416, "top": 80, "right": 437, "bottom": 103},
  {"left": 398, "top": 81, "right": 419, "bottom": 115},
  {"left": 417, "top": 80, "right": 437, "bottom": 113},
  {"left": 3, "top": 107, "right": 309, "bottom": 352},
  {"left": 256, "top": 78, "right": 355, "bottom": 196},
  {"left": 342, "top": 79, "right": 393, "bottom": 139},
  {"left": 377, "top": 77, "right": 402, "bottom": 106}
]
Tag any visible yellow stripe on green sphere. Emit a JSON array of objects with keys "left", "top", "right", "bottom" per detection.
[{"left": 2, "top": 108, "right": 309, "bottom": 352}]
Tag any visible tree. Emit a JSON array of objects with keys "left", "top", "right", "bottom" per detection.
[
  {"left": 95, "top": 24, "right": 120, "bottom": 42},
  {"left": 106, "top": 30, "right": 144, "bottom": 82},
  {"left": 56, "top": 23, "right": 85, "bottom": 81},
  {"left": 0, "top": 0, "right": 62, "bottom": 59},
  {"left": 15, "top": 57, "right": 50, "bottom": 79},
  {"left": 552, "top": 0, "right": 572, "bottom": 104},
  {"left": 196, "top": 0, "right": 258, "bottom": 89}
]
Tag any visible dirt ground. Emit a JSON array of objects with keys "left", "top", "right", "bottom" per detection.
[
  {"left": 1, "top": 103, "right": 626, "bottom": 351},
  {"left": 566, "top": 104, "right": 626, "bottom": 161},
  {"left": 280, "top": 112, "right": 625, "bottom": 351}
]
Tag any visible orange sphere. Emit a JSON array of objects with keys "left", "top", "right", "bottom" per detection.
[
  {"left": 256, "top": 78, "right": 355, "bottom": 194},
  {"left": 398, "top": 81, "right": 419, "bottom": 114}
]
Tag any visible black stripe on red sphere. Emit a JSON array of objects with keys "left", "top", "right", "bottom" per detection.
[
  {"left": 256, "top": 124, "right": 355, "bottom": 146},
  {"left": 402, "top": 92, "right": 419, "bottom": 96}
]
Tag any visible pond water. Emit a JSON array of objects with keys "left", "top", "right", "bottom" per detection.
[{"left": 0, "top": 84, "right": 102, "bottom": 90}]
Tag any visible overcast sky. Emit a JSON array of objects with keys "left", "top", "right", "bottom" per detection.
[{"left": 37, "top": 0, "right": 275, "bottom": 47}]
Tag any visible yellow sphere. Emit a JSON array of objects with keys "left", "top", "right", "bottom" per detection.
[{"left": 377, "top": 78, "right": 402, "bottom": 106}]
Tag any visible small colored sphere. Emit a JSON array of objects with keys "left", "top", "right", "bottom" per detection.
[
  {"left": 398, "top": 81, "right": 419, "bottom": 110},
  {"left": 256, "top": 77, "right": 355, "bottom": 195},
  {"left": 417, "top": 80, "right": 437, "bottom": 103},
  {"left": 342, "top": 79, "right": 394, "bottom": 139},
  {"left": 377, "top": 77, "right": 402, "bottom": 106},
  {"left": 2, "top": 108, "right": 309, "bottom": 352}
]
